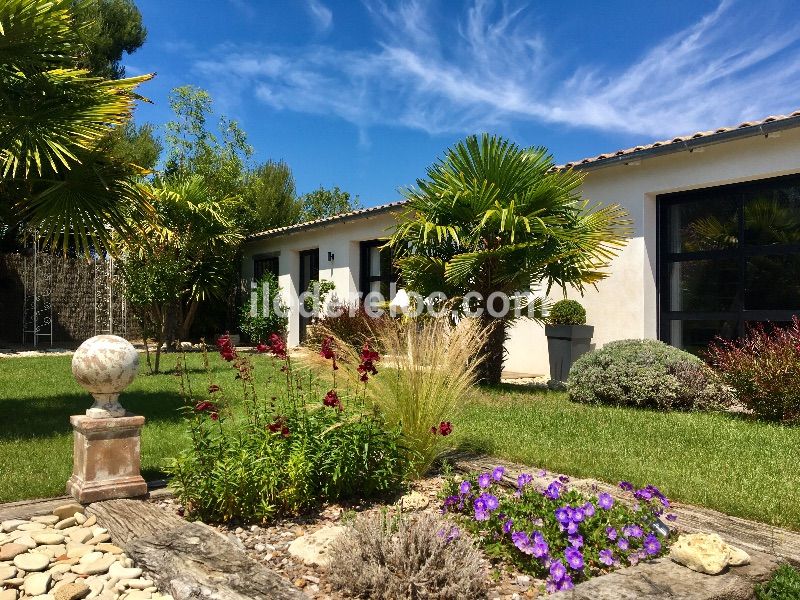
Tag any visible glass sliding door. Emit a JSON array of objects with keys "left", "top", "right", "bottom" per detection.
[{"left": 659, "top": 174, "right": 800, "bottom": 354}]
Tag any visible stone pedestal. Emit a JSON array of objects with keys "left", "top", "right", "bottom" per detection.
[{"left": 67, "top": 414, "right": 148, "bottom": 503}]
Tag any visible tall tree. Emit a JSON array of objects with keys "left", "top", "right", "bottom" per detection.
[
  {"left": 163, "top": 85, "right": 253, "bottom": 199},
  {"left": 74, "top": 0, "right": 147, "bottom": 79},
  {"left": 0, "top": 0, "right": 154, "bottom": 254},
  {"left": 389, "top": 134, "right": 630, "bottom": 384},
  {"left": 300, "top": 185, "right": 361, "bottom": 222},
  {"left": 241, "top": 160, "right": 302, "bottom": 233}
]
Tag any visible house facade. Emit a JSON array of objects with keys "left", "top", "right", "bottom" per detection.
[{"left": 243, "top": 111, "right": 800, "bottom": 376}]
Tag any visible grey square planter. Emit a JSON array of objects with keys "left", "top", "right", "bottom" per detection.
[{"left": 545, "top": 324, "right": 594, "bottom": 384}]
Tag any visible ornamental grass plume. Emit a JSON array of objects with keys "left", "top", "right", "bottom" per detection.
[{"left": 320, "top": 316, "right": 488, "bottom": 478}]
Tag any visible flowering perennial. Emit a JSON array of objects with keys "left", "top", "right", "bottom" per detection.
[{"left": 442, "top": 468, "right": 674, "bottom": 591}]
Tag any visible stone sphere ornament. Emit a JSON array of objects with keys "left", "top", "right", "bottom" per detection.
[{"left": 72, "top": 335, "right": 139, "bottom": 418}]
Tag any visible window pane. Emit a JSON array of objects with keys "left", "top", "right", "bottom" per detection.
[
  {"left": 745, "top": 254, "right": 800, "bottom": 310},
  {"left": 668, "top": 259, "right": 738, "bottom": 312},
  {"left": 743, "top": 185, "right": 800, "bottom": 246},
  {"left": 669, "top": 320, "right": 739, "bottom": 355},
  {"left": 668, "top": 198, "right": 739, "bottom": 252}
]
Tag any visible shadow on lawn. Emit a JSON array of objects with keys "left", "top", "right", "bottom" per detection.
[{"left": 0, "top": 391, "right": 186, "bottom": 440}]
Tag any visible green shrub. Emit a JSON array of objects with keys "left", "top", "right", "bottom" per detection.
[
  {"left": 329, "top": 512, "right": 487, "bottom": 600},
  {"left": 239, "top": 272, "right": 288, "bottom": 344},
  {"left": 167, "top": 335, "right": 405, "bottom": 523},
  {"left": 755, "top": 564, "right": 800, "bottom": 599},
  {"left": 707, "top": 318, "right": 800, "bottom": 422},
  {"left": 567, "top": 339, "right": 733, "bottom": 411},
  {"left": 549, "top": 299, "right": 587, "bottom": 325}
]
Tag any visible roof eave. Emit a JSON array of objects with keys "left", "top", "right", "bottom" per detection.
[{"left": 568, "top": 115, "right": 800, "bottom": 172}]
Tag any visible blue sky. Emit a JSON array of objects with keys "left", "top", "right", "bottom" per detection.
[{"left": 126, "top": 0, "right": 800, "bottom": 206}]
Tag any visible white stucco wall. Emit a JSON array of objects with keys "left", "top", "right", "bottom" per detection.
[
  {"left": 243, "top": 127, "right": 800, "bottom": 374},
  {"left": 505, "top": 127, "right": 800, "bottom": 374},
  {"left": 243, "top": 212, "right": 398, "bottom": 346}
]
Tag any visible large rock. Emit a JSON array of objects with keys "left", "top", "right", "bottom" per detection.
[
  {"left": 13, "top": 552, "right": 50, "bottom": 572},
  {"left": 395, "top": 491, "right": 429, "bottom": 511},
  {"left": 287, "top": 525, "right": 345, "bottom": 567},
  {"left": 53, "top": 581, "right": 90, "bottom": 600},
  {"left": 23, "top": 572, "right": 51, "bottom": 596},
  {"left": 53, "top": 504, "right": 84, "bottom": 521},
  {"left": 0, "top": 543, "right": 27, "bottom": 561},
  {"left": 670, "top": 533, "right": 750, "bottom": 575},
  {"left": 553, "top": 551, "right": 779, "bottom": 600}
]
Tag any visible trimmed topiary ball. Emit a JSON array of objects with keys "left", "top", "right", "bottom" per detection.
[
  {"left": 328, "top": 512, "right": 487, "bottom": 599},
  {"left": 549, "top": 299, "right": 587, "bottom": 325},
  {"left": 567, "top": 339, "right": 733, "bottom": 411}
]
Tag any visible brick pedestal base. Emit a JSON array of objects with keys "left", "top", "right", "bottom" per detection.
[{"left": 67, "top": 414, "right": 148, "bottom": 503}]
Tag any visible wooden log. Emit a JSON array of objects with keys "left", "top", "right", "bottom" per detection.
[{"left": 89, "top": 499, "right": 305, "bottom": 600}]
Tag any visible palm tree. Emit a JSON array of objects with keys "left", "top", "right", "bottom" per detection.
[
  {"left": 390, "top": 134, "right": 630, "bottom": 384},
  {"left": 0, "top": 0, "right": 154, "bottom": 253},
  {"left": 119, "top": 175, "right": 243, "bottom": 372}
]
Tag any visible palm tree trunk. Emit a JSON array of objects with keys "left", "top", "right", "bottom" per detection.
[
  {"left": 178, "top": 300, "right": 199, "bottom": 342},
  {"left": 477, "top": 316, "right": 506, "bottom": 385}
]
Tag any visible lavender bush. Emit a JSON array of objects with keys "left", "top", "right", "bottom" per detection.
[{"left": 441, "top": 468, "right": 675, "bottom": 593}]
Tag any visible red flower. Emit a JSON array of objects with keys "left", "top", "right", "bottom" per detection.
[
  {"left": 217, "top": 333, "right": 237, "bottom": 362},
  {"left": 319, "top": 336, "right": 339, "bottom": 370},
  {"left": 267, "top": 333, "right": 287, "bottom": 359},
  {"left": 268, "top": 416, "right": 290, "bottom": 437},
  {"left": 210, "top": 412, "right": 219, "bottom": 421},
  {"left": 323, "top": 389, "right": 342, "bottom": 411},
  {"left": 195, "top": 401, "right": 220, "bottom": 419},
  {"left": 256, "top": 342, "right": 268, "bottom": 353},
  {"left": 357, "top": 342, "right": 379, "bottom": 382},
  {"left": 208, "top": 384, "right": 220, "bottom": 393},
  {"left": 431, "top": 421, "right": 453, "bottom": 436}
]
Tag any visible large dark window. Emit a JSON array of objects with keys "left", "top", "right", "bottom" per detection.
[
  {"left": 359, "top": 239, "right": 395, "bottom": 300},
  {"left": 253, "top": 255, "right": 279, "bottom": 281},
  {"left": 659, "top": 174, "right": 800, "bottom": 353}
]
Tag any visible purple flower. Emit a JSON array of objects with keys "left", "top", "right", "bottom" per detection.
[
  {"left": 567, "top": 521, "right": 579, "bottom": 535},
  {"left": 544, "top": 481, "right": 561, "bottom": 500},
  {"left": 606, "top": 526, "right": 618, "bottom": 540},
  {"left": 492, "top": 466, "right": 505, "bottom": 481},
  {"left": 628, "top": 553, "right": 640, "bottom": 566},
  {"left": 558, "top": 574, "right": 574, "bottom": 591},
  {"left": 666, "top": 513, "right": 677, "bottom": 522},
  {"left": 643, "top": 533, "right": 661, "bottom": 555},
  {"left": 478, "top": 473, "right": 491, "bottom": 489},
  {"left": 617, "top": 537, "right": 629, "bottom": 551},
  {"left": 512, "top": 531, "right": 533, "bottom": 555},
  {"left": 572, "top": 507, "right": 585, "bottom": 523},
  {"left": 443, "top": 495, "right": 458, "bottom": 508},
  {"left": 473, "top": 497, "right": 489, "bottom": 521},
  {"left": 598, "top": 493, "right": 614, "bottom": 510},
  {"left": 555, "top": 507, "right": 571, "bottom": 525},
  {"left": 532, "top": 536, "right": 549, "bottom": 558},
  {"left": 517, "top": 473, "right": 533, "bottom": 488},
  {"left": 482, "top": 493, "right": 499, "bottom": 511},
  {"left": 459, "top": 480, "right": 471, "bottom": 495},
  {"left": 564, "top": 547, "right": 584, "bottom": 570},
  {"left": 623, "top": 525, "right": 643, "bottom": 539},
  {"left": 502, "top": 518, "right": 513, "bottom": 533},
  {"left": 568, "top": 534, "right": 584, "bottom": 548},
  {"left": 599, "top": 549, "right": 614, "bottom": 566},
  {"left": 634, "top": 488, "right": 653, "bottom": 501},
  {"left": 619, "top": 481, "right": 634, "bottom": 492},
  {"left": 583, "top": 502, "right": 596, "bottom": 518},
  {"left": 549, "top": 560, "right": 567, "bottom": 582},
  {"left": 559, "top": 475, "right": 570, "bottom": 484}
]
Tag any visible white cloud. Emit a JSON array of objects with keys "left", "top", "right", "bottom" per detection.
[
  {"left": 191, "top": 0, "right": 800, "bottom": 140},
  {"left": 306, "top": 0, "right": 333, "bottom": 32}
]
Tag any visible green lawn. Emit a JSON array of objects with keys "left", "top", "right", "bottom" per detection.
[
  {"left": 0, "top": 352, "right": 285, "bottom": 503},
  {"left": 1, "top": 356, "right": 798, "bottom": 531},
  {"left": 455, "top": 386, "right": 800, "bottom": 530}
]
